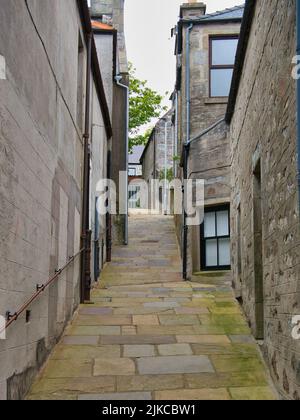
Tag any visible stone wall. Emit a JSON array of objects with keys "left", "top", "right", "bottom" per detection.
[
  {"left": 175, "top": 15, "right": 241, "bottom": 276},
  {"left": 229, "top": 0, "right": 300, "bottom": 399},
  {"left": 0, "top": 0, "right": 109, "bottom": 399},
  {"left": 91, "top": 0, "right": 128, "bottom": 246}
]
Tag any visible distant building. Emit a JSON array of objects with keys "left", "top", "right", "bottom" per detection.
[
  {"left": 140, "top": 110, "right": 175, "bottom": 214},
  {"left": 129, "top": 146, "right": 144, "bottom": 179},
  {"left": 128, "top": 146, "right": 144, "bottom": 211}
]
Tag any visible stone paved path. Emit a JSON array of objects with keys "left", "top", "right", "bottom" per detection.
[{"left": 27, "top": 216, "right": 277, "bottom": 400}]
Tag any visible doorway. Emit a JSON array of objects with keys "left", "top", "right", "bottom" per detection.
[{"left": 253, "top": 160, "right": 264, "bottom": 339}]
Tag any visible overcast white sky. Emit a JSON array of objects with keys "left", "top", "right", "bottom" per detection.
[{"left": 125, "top": 0, "right": 242, "bottom": 109}]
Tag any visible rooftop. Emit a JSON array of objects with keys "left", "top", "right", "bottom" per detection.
[
  {"left": 129, "top": 146, "right": 145, "bottom": 164},
  {"left": 181, "top": 4, "right": 245, "bottom": 22},
  {"left": 91, "top": 20, "right": 114, "bottom": 31}
]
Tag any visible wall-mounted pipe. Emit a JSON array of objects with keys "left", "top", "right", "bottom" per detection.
[
  {"left": 182, "top": 23, "right": 193, "bottom": 280},
  {"left": 115, "top": 75, "right": 129, "bottom": 245},
  {"left": 80, "top": 32, "right": 92, "bottom": 303},
  {"left": 164, "top": 120, "right": 169, "bottom": 215},
  {"left": 297, "top": 0, "right": 300, "bottom": 215}
]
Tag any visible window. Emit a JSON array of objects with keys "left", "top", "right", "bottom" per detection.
[
  {"left": 200, "top": 205, "right": 231, "bottom": 270},
  {"left": 209, "top": 36, "right": 238, "bottom": 97},
  {"left": 128, "top": 167, "right": 137, "bottom": 177},
  {"left": 129, "top": 186, "right": 141, "bottom": 209}
]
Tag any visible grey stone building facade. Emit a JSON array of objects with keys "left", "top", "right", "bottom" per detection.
[
  {"left": 140, "top": 110, "right": 175, "bottom": 214},
  {"left": 173, "top": 2, "right": 243, "bottom": 277},
  {"left": 0, "top": 0, "right": 120, "bottom": 400},
  {"left": 226, "top": 0, "right": 300, "bottom": 399},
  {"left": 91, "top": 0, "right": 129, "bottom": 246}
]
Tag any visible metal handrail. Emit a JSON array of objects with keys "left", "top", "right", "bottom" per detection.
[{"left": 0, "top": 248, "right": 84, "bottom": 335}]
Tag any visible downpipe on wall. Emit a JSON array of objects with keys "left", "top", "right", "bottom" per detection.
[
  {"left": 80, "top": 32, "right": 92, "bottom": 303},
  {"left": 297, "top": 0, "right": 300, "bottom": 215},
  {"left": 115, "top": 75, "right": 129, "bottom": 246},
  {"left": 182, "top": 23, "right": 193, "bottom": 280}
]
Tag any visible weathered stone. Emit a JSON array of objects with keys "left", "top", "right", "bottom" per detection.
[
  {"left": 52, "top": 345, "right": 121, "bottom": 360},
  {"left": 211, "top": 355, "right": 264, "bottom": 373},
  {"left": 100, "top": 335, "right": 176, "bottom": 345},
  {"left": 29, "top": 377, "right": 116, "bottom": 395},
  {"left": 93, "top": 358, "right": 136, "bottom": 376},
  {"left": 43, "top": 360, "right": 93, "bottom": 379},
  {"left": 176, "top": 335, "right": 231, "bottom": 345},
  {"left": 61, "top": 336, "right": 99, "bottom": 346},
  {"left": 155, "top": 388, "right": 230, "bottom": 400},
  {"left": 159, "top": 315, "right": 200, "bottom": 326},
  {"left": 122, "top": 326, "right": 137, "bottom": 336},
  {"left": 73, "top": 315, "right": 132, "bottom": 326},
  {"left": 137, "top": 356, "right": 214, "bottom": 375},
  {"left": 133, "top": 315, "right": 159, "bottom": 325},
  {"left": 78, "top": 391, "right": 152, "bottom": 400},
  {"left": 116, "top": 375, "right": 184, "bottom": 392},
  {"left": 229, "top": 386, "right": 276, "bottom": 401},
  {"left": 185, "top": 371, "right": 268, "bottom": 389},
  {"left": 123, "top": 345, "right": 155, "bottom": 358},
  {"left": 66, "top": 326, "right": 121, "bottom": 336},
  {"left": 158, "top": 344, "right": 193, "bottom": 356}
]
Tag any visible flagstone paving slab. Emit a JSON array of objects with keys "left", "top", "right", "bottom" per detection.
[
  {"left": 137, "top": 355, "right": 214, "bottom": 375},
  {"left": 94, "top": 358, "right": 136, "bottom": 376},
  {"left": 124, "top": 345, "right": 156, "bottom": 358},
  {"left": 133, "top": 315, "right": 159, "bottom": 325},
  {"left": 155, "top": 388, "right": 231, "bottom": 400},
  {"left": 52, "top": 345, "right": 121, "bottom": 360},
  {"left": 78, "top": 392, "right": 152, "bottom": 400},
  {"left": 116, "top": 374, "right": 184, "bottom": 392},
  {"left": 157, "top": 343, "right": 193, "bottom": 356},
  {"left": 229, "top": 386, "right": 277, "bottom": 400},
  {"left": 27, "top": 216, "right": 276, "bottom": 401}
]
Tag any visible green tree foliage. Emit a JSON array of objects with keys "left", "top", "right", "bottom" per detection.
[
  {"left": 159, "top": 168, "right": 174, "bottom": 183},
  {"left": 129, "top": 64, "right": 167, "bottom": 152}
]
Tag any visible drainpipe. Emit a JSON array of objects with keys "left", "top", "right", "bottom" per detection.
[
  {"left": 115, "top": 75, "right": 129, "bottom": 245},
  {"left": 164, "top": 120, "right": 169, "bottom": 215},
  {"left": 182, "top": 23, "right": 193, "bottom": 280},
  {"left": 81, "top": 32, "right": 92, "bottom": 303},
  {"left": 174, "top": 92, "right": 179, "bottom": 178},
  {"left": 297, "top": 0, "right": 300, "bottom": 214}
]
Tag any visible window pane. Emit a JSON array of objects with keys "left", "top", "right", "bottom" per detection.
[
  {"left": 217, "top": 210, "right": 229, "bottom": 236},
  {"left": 212, "top": 38, "right": 238, "bottom": 66},
  {"left": 211, "top": 69, "right": 233, "bottom": 97},
  {"left": 206, "top": 239, "right": 218, "bottom": 266},
  {"left": 218, "top": 238, "right": 231, "bottom": 266},
  {"left": 204, "top": 212, "right": 216, "bottom": 238}
]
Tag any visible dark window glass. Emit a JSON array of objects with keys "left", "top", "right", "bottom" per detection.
[{"left": 210, "top": 36, "right": 238, "bottom": 97}]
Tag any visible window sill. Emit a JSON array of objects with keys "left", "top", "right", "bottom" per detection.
[{"left": 205, "top": 97, "right": 228, "bottom": 105}]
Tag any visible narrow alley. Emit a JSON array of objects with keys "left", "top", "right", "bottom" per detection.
[{"left": 27, "top": 216, "right": 276, "bottom": 401}]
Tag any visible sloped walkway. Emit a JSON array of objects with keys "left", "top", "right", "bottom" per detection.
[{"left": 27, "top": 216, "right": 276, "bottom": 400}]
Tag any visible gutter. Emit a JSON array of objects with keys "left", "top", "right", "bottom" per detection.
[
  {"left": 225, "top": 0, "right": 256, "bottom": 123},
  {"left": 77, "top": 0, "right": 113, "bottom": 139},
  {"left": 297, "top": 0, "right": 300, "bottom": 213},
  {"left": 182, "top": 23, "right": 193, "bottom": 280},
  {"left": 115, "top": 75, "right": 129, "bottom": 246}
]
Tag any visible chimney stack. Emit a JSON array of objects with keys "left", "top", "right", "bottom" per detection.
[{"left": 180, "top": 1, "right": 206, "bottom": 19}]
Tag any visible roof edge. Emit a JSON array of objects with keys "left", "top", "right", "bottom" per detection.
[{"left": 225, "top": 0, "right": 257, "bottom": 124}]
